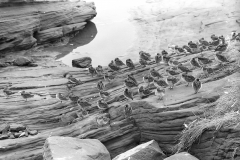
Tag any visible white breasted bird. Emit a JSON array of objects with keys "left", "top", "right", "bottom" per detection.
[
  {"left": 155, "top": 87, "right": 165, "bottom": 100},
  {"left": 192, "top": 78, "right": 202, "bottom": 94},
  {"left": 123, "top": 88, "right": 133, "bottom": 100},
  {"left": 56, "top": 93, "right": 68, "bottom": 103}
]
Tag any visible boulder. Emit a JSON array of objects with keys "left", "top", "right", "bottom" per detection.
[
  {"left": 113, "top": 140, "right": 166, "bottom": 160},
  {"left": 164, "top": 152, "right": 199, "bottom": 160},
  {"left": 28, "top": 130, "right": 38, "bottom": 136},
  {"left": 9, "top": 123, "right": 26, "bottom": 132},
  {"left": 12, "top": 57, "right": 32, "bottom": 66},
  {"left": 0, "top": 62, "right": 10, "bottom": 67},
  {"left": 72, "top": 57, "right": 92, "bottom": 68},
  {"left": 0, "top": 134, "right": 8, "bottom": 140},
  {"left": 0, "top": 123, "right": 10, "bottom": 134},
  {"left": 43, "top": 136, "right": 111, "bottom": 160}
]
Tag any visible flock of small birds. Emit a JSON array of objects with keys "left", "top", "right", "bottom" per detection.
[{"left": 2, "top": 31, "right": 239, "bottom": 127}]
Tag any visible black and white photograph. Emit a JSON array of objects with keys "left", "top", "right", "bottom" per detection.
[{"left": 0, "top": 0, "right": 240, "bottom": 159}]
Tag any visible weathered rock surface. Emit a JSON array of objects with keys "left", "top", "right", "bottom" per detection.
[
  {"left": 9, "top": 123, "right": 26, "bottom": 132},
  {"left": 72, "top": 57, "right": 92, "bottom": 68},
  {"left": 164, "top": 152, "right": 199, "bottom": 160},
  {"left": 190, "top": 128, "right": 240, "bottom": 160},
  {"left": 43, "top": 137, "right": 111, "bottom": 160},
  {"left": 113, "top": 140, "right": 166, "bottom": 160},
  {"left": 0, "top": 1, "right": 97, "bottom": 53},
  {"left": 0, "top": 42, "right": 239, "bottom": 160}
]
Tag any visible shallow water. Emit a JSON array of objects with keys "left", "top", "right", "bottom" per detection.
[{"left": 56, "top": 0, "right": 145, "bottom": 67}]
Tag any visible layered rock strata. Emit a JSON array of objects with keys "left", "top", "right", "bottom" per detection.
[
  {"left": 0, "top": 1, "right": 97, "bottom": 53},
  {"left": 0, "top": 44, "right": 239, "bottom": 160}
]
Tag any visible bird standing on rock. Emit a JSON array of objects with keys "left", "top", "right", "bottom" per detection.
[
  {"left": 162, "top": 55, "right": 171, "bottom": 64},
  {"left": 155, "top": 87, "right": 165, "bottom": 100},
  {"left": 197, "top": 57, "right": 213, "bottom": 67},
  {"left": 138, "top": 86, "right": 152, "bottom": 98},
  {"left": 68, "top": 93, "right": 79, "bottom": 102},
  {"left": 77, "top": 98, "right": 91, "bottom": 110},
  {"left": 199, "top": 38, "right": 209, "bottom": 46},
  {"left": 181, "top": 73, "right": 195, "bottom": 87},
  {"left": 215, "top": 53, "right": 229, "bottom": 65},
  {"left": 56, "top": 92, "right": 68, "bottom": 103},
  {"left": 188, "top": 41, "right": 198, "bottom": 49},
  {"left": 209, "top": 39, "right": 220, "bottom": 47},
  {"left": 177, "top": 64, "right": 192, "bottom": 74},
  {"left": 97, "top": 80, "right": 105, "bottom": 91},
  {"left": 192, "top": 79, "right": 202, "bottom": 94},
  {"left": 139, "top": 58, "right": 148, "bottom": 67},
  {"left": 210, "top": 34, "right": 219, "bottom": 41},
  {"left": 96, "top": 65, "right": 104, "bottom": 76},
  {"left": 99, "top": 90, "right": 110, "bottom": 99},
  {"left": 182, "top": 45, "right": 192, "bottom": 54},
  {"left": 124, "top": 78, "right": 138, "bottom": 89},
  {"left": 150, "top": 68, "right": 163, "bottom": 79},
  {"left": 190, "top": 57, "right": 201, "bottom": 68},
  {"left": 97, "top": 99, "right": 109, "bottom": 113},
  {"left": 96, "top": 115, "right": 110, "bottom": 127},
  {"left": 167, "top": 76, "right": 180, "bottom": 89},
  {"left": 214, "top": 36, "right": 228, "bottom": 52},
  {"left": 168, "top": 59, "right": 180, "bottom": 67},
  {"left": 19, "top": 91, "right": 35, "bottom": 102},
  {"left": 162, "top": 50, "right": 168, "bottom": 56},
  {"left": 155, "top": 53, "right": 162, "bottom": 64},
  {"left": 104, "top": 72, "right": 115, "bottom": 83},
  {"left": 63, "top": 73, "right": 73, "bottom": 79},
  {"left": 124, "top": 104, "right": 133, "bottom": 120},
  {"left": 3, "top": 84, "right": 16, "bottom": 98},
  {"left": 143, "top": 75, "right": 154, "bottom": 87},
  {"left": 126, "top": 59, "right": 135, "bottom": 69},
  {"left": 124, "top": 88, "right": 133, "bottom": 100},
  {"left": 88, "top": 65, "right": 97, "bottom": 77},
  {"left": 175, "top": 46, "right": 185, "bottom": 54},
  {"left": 108, "top": 60, "right": 121, "bottom": 72},
  {"left": 202, "top": 66, "right": 214, "bottom": 75},
  {"left": 165, "top": 68, "right": 180, "bottom": 76},
  {"left": 128, "top": 74, "right": 138, "bottom": 85},
  {"left": 139, "top": 51, "right": 151, "bottom": 61},
  {"left": 114, "top": 58, "right": 125, "bottom": 66},
  {"left": 154, "top": 79, "right": 169, "bottom": 88},
  {"left": 231, "top": 31, "right": 237, "bottom": 40},
  {"left": 68, "top": 76, "right": 83, "bottom": 85}
]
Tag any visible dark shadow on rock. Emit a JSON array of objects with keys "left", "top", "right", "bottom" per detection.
[{"left": 47, "top": 21, "right": 97, "bottom": 59}]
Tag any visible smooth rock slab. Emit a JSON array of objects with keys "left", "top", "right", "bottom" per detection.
[
  {"left": 12, "top": 57, "right": 32, "bottom": 66},
  {"left": 72, "top": 57, "right": 92, "bottom": 68},
  {"left": 43, "top": 136, "right": 111, "bottom": 160},
  {"left": 113, "top": 140, "right": 166, "bottom": 160},
  {"left": 9, "top": 123, "right": 26, "bottom": 132},
  {"left": 164, "top": 152, "right": 199, "bottom": 160}
]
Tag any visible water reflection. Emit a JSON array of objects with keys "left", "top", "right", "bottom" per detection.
[
  {"left": 55, "top": 0, "right": 145, "bottom": 67},
  {"left": 52, "top": 21, "right": 97, "bottom": 59}
]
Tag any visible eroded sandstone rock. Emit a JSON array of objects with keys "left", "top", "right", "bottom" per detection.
[
  {"left": 12, "top": 57, "right": 32, "bottom": 66},
  {"left": 113, "top": 140, "right": 166, "bottom": 160},
  {"left": 0, "top": 1, "right": 97, "bottom": 52},
  {"left": 164, "top": 152, "right": 199, "bottom": 160},
  {"left": 72, "top": 57, "right": 92, "bottom": 68},
  {"left": 43, "top": 137, "right": 111, "bottom": 160},
  {"left": 10, "top": 123, "right": 26, "bottom": 132}
]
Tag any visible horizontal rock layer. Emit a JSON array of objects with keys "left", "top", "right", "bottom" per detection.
[
  {"left": 0, "top": 43, "right": 239, "bottom": 160},
  {"left": 0, "top": 1, "right": 96, "bottom": 52}
]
